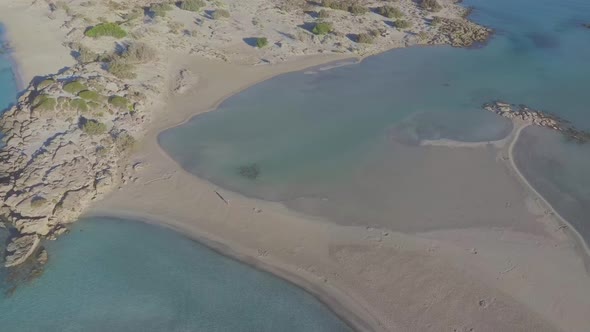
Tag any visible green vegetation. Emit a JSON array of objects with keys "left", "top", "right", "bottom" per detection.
[
  {"left": 376, "top": 6, "right": 403, "bottom": 19},
  {"left": 395, "top": 20, "right": 412, "bottom": 29},
  {"left": 114, "top": 131, "right": 136, "bottom": 151},
  {"left": 150, "top": 3, "right": 173, "bottom": 17},
  {"left": 312, "top": 21, "right": 333, "bottom": 35},
  {"left": 356, "top": 32, "right": 374, "bottom": 44},
  {"left": 211, "top": 9, "right": 230, "bottom": 19},
  {"left": 78, "top": 90, "right": 102, "bottom": 102},
  {"left": 256, "top": 37, "right": 268, "bottom": 48},
  {"left": 69, "top": 98, "right": 89, "bottom": 112},
  {"left": 238, "top": 163, "right": 260, "bottom": 180},
  {"left": 63, "top": 81, "right": 87, "bottom": 94},
  {"left": 108, "top": 96, "right": 130, "bottom": 110},
  {"left": 33, "top": 95, "right": 57, "bottom": 111},
  {"left": 81, "top": 119, "right": 107, "bottom": 135},
  {"left": 418, "top": 31, "right": 428, "bottom": 40},
  {"left": 179, "top": 0, "right": 205, "bottom": 12},
  {"left": 108, "top": 59, "right": 137, "bottom": 79},
  {"left": 320, "top": 0, "right": 367, "bottom": 15},
  {"left": 420, "top": 0, "right": 442, "bottom": 12},
  {"left": 84, "top": 23, "right": 127, "bottom": 38},
  {"left": 30, "top": 196, "right": 48, "bottom": 208},
  {"left": 37, "top": 78, "right": 55, "bottom": 90},
  {"left": 348, "top": 3, "right": 367, "bottom": 15}
]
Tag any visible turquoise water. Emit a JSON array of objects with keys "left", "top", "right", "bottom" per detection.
[
  {"left": 0, "top": 218, "right": 352, "bottom": 332},
  {"left": 160, "top": 0, "right": 590, "bottom": 237},
  {"left": 0, "top": 24, "right": 18, "bottom": 112}
]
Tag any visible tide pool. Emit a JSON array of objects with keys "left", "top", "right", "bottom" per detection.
[
  {"left": 0, "top": 218, "right": 352, "bottom": 332},
  {"left": 160, "top": 0, "right": 590, "bottom": 238}
]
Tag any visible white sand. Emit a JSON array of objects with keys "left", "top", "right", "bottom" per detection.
[{"left": 0, "top": 2, "right": 74, "bottom": 86}]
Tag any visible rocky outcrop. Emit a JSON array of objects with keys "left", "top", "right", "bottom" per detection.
[
  {"left": 4, "top": 234, "right": 40, "bottom": 267},
  {"left": 431, "top": 17, "right": 492, "bottom": 47},
  {"left": 0, "top": 64, "right": 153, "bottom": 267},
  {"left": 483, "top": 101, "right": 590, "bottom": 143}
]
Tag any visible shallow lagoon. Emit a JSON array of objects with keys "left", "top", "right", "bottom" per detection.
[{"left": 160, "top": 0, "right": 590, "bottom": 238}]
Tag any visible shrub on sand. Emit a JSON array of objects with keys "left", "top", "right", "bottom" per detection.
[
  {"left": 376, "top": 6, "right": 403, "bottom": 19},
  {"left": 420, "top": 0, "right": 442, "bottom": 12},
  {"left": 149, "top": 3, "right": 173, "bottom": 17},
  {"left": 84, "top": 23, "right": 127, "bottom": 38},
  {"left": 108, "top": 96, "right": 130, "bottom": 110},
  {"left": 81, "top": 119, "right": 107, "bottom": 135},
  {"left": 179, "top": 0, "right": 205, "bottom": 12},
  {"left": 211, "top": 9, "right": 230, "bottom": 19},
  {"left": 356, "top": 32, "right": 374, "bottom": 44},
  {"left": 256, "top": 37, "right": 268, "bottom": 48},
  {"left": 312, "top": 21, "right": 333, "bottom": 35},
  {"left": 108, "top": 59, "right": 137, "bottom": 79},
  {"left": 395, "top": 20, "right": 412, "bottom": 29}
]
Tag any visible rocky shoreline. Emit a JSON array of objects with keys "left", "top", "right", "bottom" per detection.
[
  {"left": 483, "top": 101, "right": 590, "bottom": 143},
  {"left": 0, "top": 64, "right": 156, "bottom": 268}
]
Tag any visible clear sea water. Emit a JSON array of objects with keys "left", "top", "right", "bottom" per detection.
[
  {"left": 0, "top": 218, "right": 352, "bottom": 332},
  {"left": 0, "top": 24, "right": 351, "bottom": 332},
  {"left": 0, "top": 24, "right": 17, "bottom": 113},
  {"left": 160, "top": 0, "right": 590, "bottom": 238}
]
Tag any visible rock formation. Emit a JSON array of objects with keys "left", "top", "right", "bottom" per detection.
[
  {"left": 483, "top": 101, "right": 590, "bottom": 143},
  {"left": 0, "top": 64, "right": 154, "bottom": 267},
  {"left": 431, "top": 16, "right": 492, "bottom": 47}
]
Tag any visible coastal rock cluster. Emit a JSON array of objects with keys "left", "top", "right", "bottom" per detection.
[
  {"left": 0, "top": 65, "right": 152, "bottom": 267},
  {"left": 483, "top": 101, "right": 590, "bottom": 143},
  {"left": 430, "top": 17, "right": 492, "bottom": 47}
]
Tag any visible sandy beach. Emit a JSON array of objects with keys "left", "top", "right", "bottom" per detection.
[
  {"left": 88, "top": 57, "right": 590, "bottom": 331},
  {"left": 1, "top": 0, "right": 590, "bottom": 331},
  {"left": 0, "top": 2, "right": 75, "bottom": 86}
]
